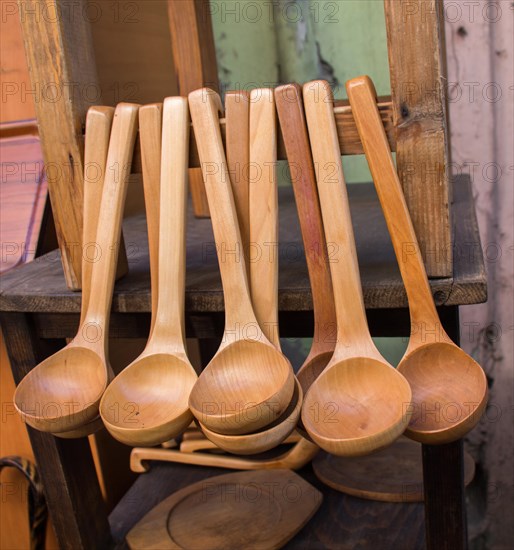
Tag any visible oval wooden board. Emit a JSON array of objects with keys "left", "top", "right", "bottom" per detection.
[
  {"left": 126, "top": 469, "right": 322, "bottom": 549},
  {"left": 313, "top": 437, "right": 475, "bottom": 503}
]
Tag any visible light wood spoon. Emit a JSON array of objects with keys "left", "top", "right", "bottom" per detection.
[
  {"left": 100, "top": 97, "right": 198, "bottom": 446},
  {"left": 198, "top": 90, "right": 302, "bottom": 454},
  {"left": 14, "top": 103, "right": 140, "bottom": 433},
  {"left": 275, "top": 83, "right": 337, "bottom": 395},
  {"left": 188, "top": 88, "right": 295, "bottom": 435},
  {"left": 301, "top": 80, "right": 412, "bottom": 456},
  {"left": 347, "top": 75, "right": 488, "bottom": 444},
  {"left": 54, "top": 106, "right": 115, "bottom": 439}
]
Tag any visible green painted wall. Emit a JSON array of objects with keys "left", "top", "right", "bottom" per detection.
[{"left": 211, "top": 0, "right": 402, "bottom": 362}]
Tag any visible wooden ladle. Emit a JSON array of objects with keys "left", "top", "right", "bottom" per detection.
[
  {"left": 275, "top": 83, "right": 337, "bottom": 395},
  {"left": 54, "top": 106, "right": 115, "bottom": 439},
  {"left": 301, "top": 80, "right": 412, "bottom": 456},
  {"left": 100, "top": 97, "right": 198, "bottom": 447},
  {"left": 14, "top": 103, "right": 140, "bottom": 433},
  {"left": 197, "top": 89, "right": 302, "bottom": 454},
  {"left": 188, "top": 88, "right": 295, "bottom": 435},
  {"left": 346, "top": 75, "right": 488, "bottom": 444}
]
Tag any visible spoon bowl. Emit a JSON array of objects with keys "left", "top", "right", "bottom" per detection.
[
  {"left": 303, "top": 357, "right": 411, "bottom": 456},
  {"left": 297, "top": 351, "right": 333, "bottom": 396},
  {"left": 15, "top": 347, "right": 107, "bottom": 433},
  {"left": 198, "top": 377, "right": 302, "bottom": 455},
  {"left": 189, "top": 340, "right": 294, "bottom": 435},
  {"left": 398, "top": 343, "right": 487, "bottom": 442},
  {"left": 100, "top": 354, "right": 198, "bottom": 446}
]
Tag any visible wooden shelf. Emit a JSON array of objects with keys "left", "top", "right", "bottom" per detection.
[{"left": 0, "top": 175, "right": 486, "bottom": 321}]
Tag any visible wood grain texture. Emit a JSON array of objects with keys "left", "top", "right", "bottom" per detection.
[
  {"left": 110, "top": 462, "right": 426, "bottom": 549},
  {"left": 384, "top": 0, "right": 452, "bottom": 277},
  {"left": 126, "top": 469, "right": 322, "bottom": 550},
  {"left": 347, "top": 76, "right": 487, "bottom": 445},
  {"left": 0, "top": 179, "right": 486, "bottom": 317},
  {"left": 313, "top": 437, "right": 474, "bottom": 503},
  {"left": 275, "top": 83, "right": 336, "bottom": 394},
  {"left": 225, "top": 91, "right": 250, "bottom": 271},
  {"left": 188, "top": 89, "right": 294, "bottom": 435},
  {"left": 168, "top": 0, "right": 219, "bottom": 218},
  {"left": 17, "top": 0, "right": 98, "bottom": 289}
]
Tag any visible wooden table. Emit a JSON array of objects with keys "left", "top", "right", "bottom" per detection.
[{"left": 0, "top": 176, "right": 486, "bottom": 549}]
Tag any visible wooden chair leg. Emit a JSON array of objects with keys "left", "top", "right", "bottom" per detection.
[
  {"left": 1, "top": 313, "right": 112, "bottom": 550},
  {"left": 422, "top": 306, "right": 468, "bottom": 550}
]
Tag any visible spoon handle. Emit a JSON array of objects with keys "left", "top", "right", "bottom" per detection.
[
  {"left": 80, "top": 103, "right": 139, "bottom": 347},
  {"left": 82, "top": 107, "right": 114, "bottom": 325},
  {"left": 148, "top": 97, "right": 189, "bottom": 354},
  {"left": 249, "top": 89, "right": 280, "bottom": 348},
  {"left": 303, "top": 81, "right": 378, "bottom": 360},
  {"left": 346, "top": 76, "right": 441, "bottom": 347},
  {"left": 275, "top": 84, "right": 336, "bottom": 358},
  {"left": 226, "top": 90, "right": 251, "bottom": 272},
  {"left": 139, "top": 103, "right": 163, "bottom": 336},
  {"left": 189, "top": 89, "right": 257, "bottom": 333}
]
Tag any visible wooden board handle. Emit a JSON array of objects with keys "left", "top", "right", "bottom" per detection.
[
  {"left": 249, "top": 89, "right": 280, "bottom": 348},
  {"left": 139, "top": 103, "right": 163, "bottom": 336},
  {"left": 275, "top": 84, "right": 336, "bottom": 357},
  {"left": 148, "top": 97, "right": 189, "bottom": 352},
  {"left": 303, "top": 81, "right": 375, "bottom": 358},
  {"left": 79, "top": 103, "right": 139, "bottom": 345},
  {"left": 188, "top": 89, "right": 256, "bottom": 330},
  {"left": 346, "top": 76, "right": 441, "bottom": 343}
]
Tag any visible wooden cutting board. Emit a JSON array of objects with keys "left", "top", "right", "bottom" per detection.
[
  {"left": 313, "top": 437, "right": 475, "bottom": 503},
  {"left": 126, "top": 469, "right": 322, "bottom": 549}
]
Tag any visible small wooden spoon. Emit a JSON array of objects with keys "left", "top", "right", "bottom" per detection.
[
  {"left": 275, "top": 83, "right": 337, "bottom": 395},
  {"left": 100, "top": 97, "right": 198, "bottom": 447},
  {"left": 301, "top": 80, "right": 412, "bottom": 456},
  {"left": 188, "top": 88, "right": 295, "bottom": 435},
  {"left": 14, "top": 103, "right": 140, "bottom": 433},
  {"left": 346, "top": 75, "right": 488, "bottom": 444}
]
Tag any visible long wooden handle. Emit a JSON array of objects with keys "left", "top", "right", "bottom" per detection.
[
  {"left": 225, "top": 90, "right": 250, "bottom": 271},
  {"left": 188, "top": 89, "right": 256, "bottom": 331},
  {"left": 275, "top": 84, "right": 336, "bottom": 356},
  {"left": 82, "top": 107, "right": 114, "bottom": 325},
  {"left": 139, "top": 104, "right": 163, "bottom": 335},
  {"left": 80, "top": 103, "right": 139, "bottom": 347},
  {"left": 249, "top": 89, "right": 280, "bottom": 348},
  {"left": 303, "top": 81, "right": 375, "bottom": 358},
  {"left": 346, "top": 76, "right": 441, "bottom": 345},
  {"left": 146, "top": 97, "right": 189, "bottom": 353}
]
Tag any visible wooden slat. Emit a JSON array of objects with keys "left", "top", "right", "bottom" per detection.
[
  {"left": 384, "top": 0, "right": 452, "bottom": 278},
  {"left": 167, "top": 0, "right": 219, "bottom": 217},
  {"left": 17, "top": 0, "right": 127, "bottom": 290}
]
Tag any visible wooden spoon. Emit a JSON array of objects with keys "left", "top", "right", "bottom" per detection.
[
  {"left": 197, "top": 88, "right": 301, "bottom": 454},
  {"left": 275, "top": 83, "right": 337, "bottom": 395},
  {"left": 14, "top": 103, "right": 140, "bottom": 433},
  {"left": 100, "top": 97, "right": 198, "bottom": 447},
  {"left": 188, "top": 88, "right": 295, "bottom": 435},
  {"left": 346, "top": 75, "right": 488, "bottom": 444},
  {"left": 53, "top": 106, "right": 115, "bottom": 439},
  {"left": 301, "top": 80, "right": 412, "bottom": 456}
]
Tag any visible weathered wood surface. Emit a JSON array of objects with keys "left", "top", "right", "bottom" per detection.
[
  {"left": 0, "top": 176, "right": 486, "bottom": 316},
  {"left": 168, "top": 0, "right": 219, "bottom": 218},
  {"left": 110, "top": 462, "right": 426, "bottom": 549},
  {"left": 385, "top": 0, "right": 452, "bottom": 278}
]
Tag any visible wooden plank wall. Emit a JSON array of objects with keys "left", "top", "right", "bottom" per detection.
[{"left": 444, "top": 1, "right": 513, "bottom": 547}]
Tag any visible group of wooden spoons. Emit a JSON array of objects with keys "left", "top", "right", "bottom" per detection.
[{"left": 13, "top": 76, "right": 488, "bottom": 459}]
